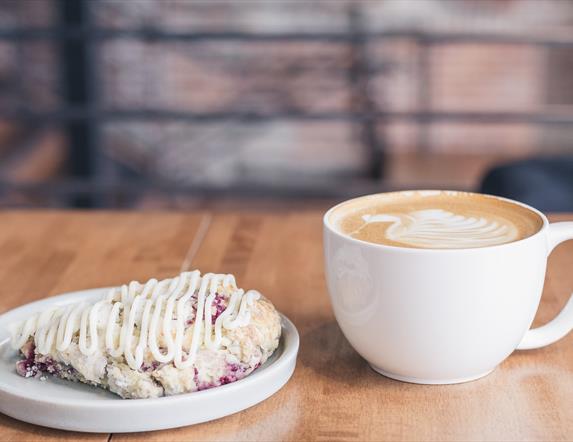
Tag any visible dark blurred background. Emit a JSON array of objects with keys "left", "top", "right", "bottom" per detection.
[{"left": 1, "top": 0, "right": 573, "bottom": 210}]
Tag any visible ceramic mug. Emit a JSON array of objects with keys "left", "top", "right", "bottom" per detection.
[{"left": 323, "top": 191, "right": 573, "bottom": 384}]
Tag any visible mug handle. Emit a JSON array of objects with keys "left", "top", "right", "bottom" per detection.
[{"left": 518, "top": 222, "right": 573, "bottom": 350}]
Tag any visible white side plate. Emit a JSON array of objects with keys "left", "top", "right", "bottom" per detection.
[{"left": 0, "top": 288, "right": 299, "bottom": 433}]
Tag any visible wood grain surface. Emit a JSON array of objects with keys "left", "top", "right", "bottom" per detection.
[{"left": 0, "top": 211, "right": 572, "bottom": 442}]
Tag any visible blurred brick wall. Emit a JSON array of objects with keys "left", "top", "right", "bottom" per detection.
[
  {"left": 96, "top": 1, "right": 573, "bottom": 185},
  {"left": 0, "top": 0, "right": 64, "bottom": 207},
  {"left": 1, "top": 0, "right": 573, "bottom": 202}
]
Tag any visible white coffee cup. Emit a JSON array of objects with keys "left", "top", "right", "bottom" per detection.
[{"left": 323, "top": 191, "right": 573, "bottom": 384}]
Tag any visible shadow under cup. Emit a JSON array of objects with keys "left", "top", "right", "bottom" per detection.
[{"left": 322, "top": 191, "right": 573, "bottom": 384}]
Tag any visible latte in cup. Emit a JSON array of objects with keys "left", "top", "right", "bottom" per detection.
[{"left": 330, "top": 191, "right": 543, "bottom": 249}]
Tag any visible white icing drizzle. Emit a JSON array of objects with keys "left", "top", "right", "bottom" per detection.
[
  {"left": 10, "top": 271, "right": 261, "bottom": 370},
  {"left": 359, "top": 209, "right": 518, "bottom": 249}
]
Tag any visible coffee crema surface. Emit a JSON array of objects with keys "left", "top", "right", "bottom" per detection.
[{"left": 331, "top": 191, "right": 543, "bottom": 249}]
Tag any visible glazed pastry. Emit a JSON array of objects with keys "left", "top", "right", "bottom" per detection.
[{"left": 10, "top": 271, "right": 282, "bottom": 399}]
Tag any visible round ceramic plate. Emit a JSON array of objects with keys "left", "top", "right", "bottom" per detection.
[{"left": 0, "top": 288, "right": 299, "bottom": 433}]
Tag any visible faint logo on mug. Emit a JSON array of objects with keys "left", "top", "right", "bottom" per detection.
[{"left": 332, "top": 246, "right": 376, "bottom": 324}]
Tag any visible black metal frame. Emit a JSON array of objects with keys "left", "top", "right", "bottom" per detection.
[{"left": 2, "top": 0, "right": 573, "bottom": 207}]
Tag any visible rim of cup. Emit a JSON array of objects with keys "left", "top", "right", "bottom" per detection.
[{"left": 323, "top": 190, "right": 549, "bottom": 254}]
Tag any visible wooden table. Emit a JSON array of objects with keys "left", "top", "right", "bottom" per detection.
[{"left": 0, "top": 211, "right": 572, "bottom": 442}]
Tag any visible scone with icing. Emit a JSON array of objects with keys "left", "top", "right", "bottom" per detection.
[{"left": 10, "top": 271, "right": 282, "bottom": 399}]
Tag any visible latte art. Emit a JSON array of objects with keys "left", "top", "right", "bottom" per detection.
[
  {"left": 331, "top": 191, "right": 543, "bottom": 249},
  {"left": 359, "top": 209, "right": 519, "bottom": 249}
]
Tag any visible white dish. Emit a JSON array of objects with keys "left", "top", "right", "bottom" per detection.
[{"left": 0, "top": 288, "right": 299, "bottom": 433}]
